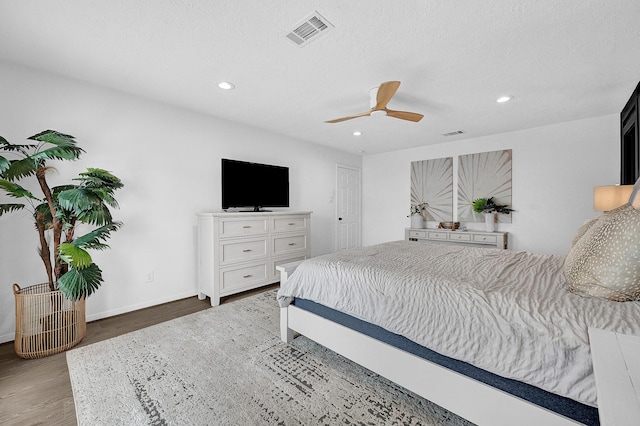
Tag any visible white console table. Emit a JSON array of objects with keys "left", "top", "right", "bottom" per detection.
[
  {"left": 589, "top": 328, "right": 640, "bottom": 426},
  {"left": 197, "top": 211, "right": 311, "bottom": 306},
  {"left": 405, "top": 228, "right": 508, "bottom": 249}
]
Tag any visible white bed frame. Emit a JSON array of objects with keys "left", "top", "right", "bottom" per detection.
[{"left": 277, "top": 262, "right": 585, "bottom": 426}]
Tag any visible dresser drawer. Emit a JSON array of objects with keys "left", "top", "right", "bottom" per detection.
[
  {"left": 220, "top": 262, "right": 268, "bottom": 293},
  {"left": 408, "top": 230, "right": 427, "bottom": 238},
  {"left": 473, "top": 234, "right": 497, "bottom": 244},
  {"left": 219, "top": 219, "right": 268, "bottom": 238},
  {"left": 427, "top": 231, "right": 447, "bottom": 240},
  {"left": 220, "top": 238, "right": 268, "bottom": 264},
  {"left": 272, "top": 216, "right": 308, "bottom": 233},
  {"left": 448, "top": 233, "right": 472, "bottom": 242},
  {"left": 273, "top": 234, "right": 308, "bottom": 256}
]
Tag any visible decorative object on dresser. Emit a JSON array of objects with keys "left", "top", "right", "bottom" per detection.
[
  {"left": 458, "top": 149, "right": 512, "bottom": 223},
  {"left": 410, "top": 157, "right": 454, "bottom": 222},
  {"left": 472, "top": 197, "right": 514, "bottom": 232},
  {"left": 409, "top": 202, "right": 428, "bottom": 228},
  {"left": 0, "top": 130, "right": 123, "bottom": 359},
  {"left": 406, "top": 228, "right": 508, "bottom": 249},
  {"left": 438, "top": 221, "right": 460, "bottom": 230},
  {"left": 197, "top": 211, "right": 311, "bottom": 306}
]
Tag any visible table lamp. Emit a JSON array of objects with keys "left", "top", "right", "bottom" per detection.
[{"left": 593, "top": 185, "right": 634, "bottom": 212}]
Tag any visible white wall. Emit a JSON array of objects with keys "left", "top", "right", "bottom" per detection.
[
  {"left": 0, "top": 61, "right": 361, "bottom": 343},
  {"left": 362, "top": 114, "right": 620, "bottom": 254}
]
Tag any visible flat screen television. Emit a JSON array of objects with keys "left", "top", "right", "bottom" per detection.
[{"left": 221, "top": 159, "right": 289, "bottom": 211}]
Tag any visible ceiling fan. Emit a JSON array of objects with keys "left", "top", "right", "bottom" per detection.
[{"left": 325, "top": 81, "right": 424, "bottom": 123}]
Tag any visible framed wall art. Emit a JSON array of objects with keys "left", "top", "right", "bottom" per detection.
[
  {"left": 457, "top": 149, "right": 512, "bottom": 222},
  {"left": 410, "top": 157, "right": 453, "bottom": 222}
]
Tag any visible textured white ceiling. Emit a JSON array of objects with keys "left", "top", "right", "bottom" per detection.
[{"left": 1, "top": 0, "right": 639, "bottom": 155}]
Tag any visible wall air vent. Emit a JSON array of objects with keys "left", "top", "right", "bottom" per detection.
[
  {"left": 285, "top": 11, "right": 334, "bottom": 46},
  {"left": 442, "top": 130, "right": 466, "bottom": 137}
]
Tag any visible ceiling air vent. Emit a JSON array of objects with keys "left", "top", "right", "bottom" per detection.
[
  {"left": 285, "top": 11, "right": 334, "bottom": 46},
  {"left": 442, "top": 130, "right": 466, "bottom": 137}
]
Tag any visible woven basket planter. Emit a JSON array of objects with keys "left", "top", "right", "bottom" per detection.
[{"left": 13, "top": 283, "right": 86, "bottom": 359}]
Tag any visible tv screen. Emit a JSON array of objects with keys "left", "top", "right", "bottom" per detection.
[{"left": 221, "top": 159, "right": 289, "bottom": 211}]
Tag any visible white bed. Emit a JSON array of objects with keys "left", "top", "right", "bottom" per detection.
[{"left": 276, "top": 240, "right": 640, "bottom": 425}]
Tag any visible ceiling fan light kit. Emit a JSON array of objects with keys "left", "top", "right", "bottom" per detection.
[{"left": 325, "top": 81, "right": 424, "bottom": 124}]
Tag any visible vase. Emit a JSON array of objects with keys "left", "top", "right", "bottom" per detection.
[
  {"left": 484, "top": 212, "right": 496, "bottom": 232},
  {"left": 411, "top": 214, "right": 425, "bottom": 229}
]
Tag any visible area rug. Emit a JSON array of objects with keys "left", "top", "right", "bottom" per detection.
[{"left": 67, "top": 290, "right": 473, "bottom": 425}]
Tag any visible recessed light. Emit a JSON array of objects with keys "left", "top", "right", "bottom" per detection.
[
  {"left": 496, "top": 96, "right": 513, "bottom": 103},
  {"left": 218, "top": 81, "right": 235, "bottom": 90},
  {"left": 353, "top": 131, "right": 362, "bottom": 136}
]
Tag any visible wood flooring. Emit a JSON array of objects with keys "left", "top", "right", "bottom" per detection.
[{"left": 0, "top": 285, "right": 278, "bottom": 426}]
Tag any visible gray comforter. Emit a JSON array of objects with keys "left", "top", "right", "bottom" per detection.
[{"left": 277, "top": 240, "right": 640, "bottom": 407}]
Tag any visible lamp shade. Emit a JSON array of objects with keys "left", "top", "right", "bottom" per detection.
[{"left": 593, "top": 185, "right": 634, "bottom": 211}]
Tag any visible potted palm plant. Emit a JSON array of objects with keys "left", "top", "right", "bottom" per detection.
[
  {"left": 472, "top": 197, "right": 513, "bottom": 232},
  {"left": 0, "top": 130, "right": 123, "bottom": 358}
]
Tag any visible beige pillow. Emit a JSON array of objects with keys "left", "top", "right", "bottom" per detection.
[
  {"left": 569, "top": 217, "right": 598, "bottom": 249},
  {"left": 564, "top": 203, "right": 640, "bottom": 301}
]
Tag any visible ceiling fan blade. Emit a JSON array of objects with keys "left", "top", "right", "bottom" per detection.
[
  {"left": 386, "top": 109, "right": 424, "bottom": 122},
  {"left": 374, "top": 81, "right": 401, "bottom": 110},
  {"left": 325, "top": 111, "right": 371, "bottom": 123}
]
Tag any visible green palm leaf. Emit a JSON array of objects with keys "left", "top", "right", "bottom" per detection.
[
  {"left": 28, "top": 130, "right": 76, "bottom": 146},
  {"left": 78, "top": 168, "right": 123, "bottom": 189},
  {"left": 0, "top": 137, "right": 35, "bottom": 155},
  {"left": 72, "top": 222, "right": 122, "bottom": 250},
  {"left": 0, "top": 179, "right": 39, "bottom": 200},
  {"left": 85, "top": 187, "right": 119, "bottom": 208},
  {"left": 57, "top": 263, "right": 103, "bottom": 301},
  {"left": 57, "top": 187, "right": 116, "bottom": 225},
  {"left": 30, "top": 144, "right": 84, "bottom": 162},
  {"left": 0, "top": 156, "right": 9, "bottom": 174},
  {"left": 0, "top": 204, "right": 25, "bottom": 216},
  {"left": 3, "top": 157, "right": 38, "bottom": 181},
  {"left": 58, "top": 243, "right": 93, "bottom": 269},
  {"left": 56, "top": 187, "right": 98, "bottom": 213},
  {"left": 78, "top": 204, "right": 113, "bottom": 225}
]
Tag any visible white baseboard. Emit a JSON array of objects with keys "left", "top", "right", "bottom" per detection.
[
  {"left": 0, "top": 332, "right": 14, "bottom": 345},
  {"left": 0, "top": 291, "right": 199, "bottom": 345},
  {"left": 86, "top": 290, "right": 198, "bottom": 322}
]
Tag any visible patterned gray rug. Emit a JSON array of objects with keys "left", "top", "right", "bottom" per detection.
[{"left": 67, "top": 290, "right": 473, "bottom": 425}]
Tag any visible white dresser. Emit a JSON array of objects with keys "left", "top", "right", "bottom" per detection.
[
  {"left": 405, "top": 228, "right": 508, "bottom": 249},
  {"left": 197, "top": 211, "right": 311, "bottom": 306}
]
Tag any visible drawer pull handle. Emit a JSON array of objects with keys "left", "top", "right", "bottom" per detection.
[
  {"left": 242, "top": 226, "right": 252, "bottom": 229},
  {"left": 243, "top": 274, "right": 253, "bottom": 279},
  {"left": 482, "top": 237, "right": 487, "bottom": 240},
  {"left": 242, "top": 249, "right": 252, "bottom": 252},
  {"left": 288, "top": 243, "right": 296, "bottom": 246},
  {"left": 288, "top": 222, "right": 296, "bottom": 226}
]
